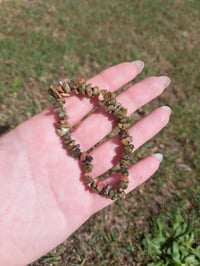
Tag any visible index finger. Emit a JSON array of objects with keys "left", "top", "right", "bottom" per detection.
[
  {"left": 88, "top": 61, "right": 144, "bottom": 90},
  {"left": 66, "top": 61, "right": 144, "bottom": 125}
]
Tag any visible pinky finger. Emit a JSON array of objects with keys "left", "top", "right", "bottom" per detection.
[
  {"left": 127, "top": 153, "right": 163, "bottom": 193},
  {"left": 91, "top": 153, "right": 163, "bottom": 212}
]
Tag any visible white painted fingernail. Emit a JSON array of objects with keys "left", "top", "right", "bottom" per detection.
[
  {"left": 158, "top": 76, "right": 171, "bottom": 88},
  {"left": 153, "top": 153, "right": 163, "bottom": 162},
  {"left": 161, "top": 105, "right": 172, "bottom": 114},
  {"left": 132, "top": 60, "right": 144, "bottom": 73}
]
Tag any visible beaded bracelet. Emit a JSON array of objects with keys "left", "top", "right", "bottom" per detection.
[{"left": 49, "top": 78, "right": 134, "bottom": 200}]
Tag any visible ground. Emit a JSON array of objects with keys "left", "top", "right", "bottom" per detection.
[{"left": 0, "top": 0, "right": 199, "bottom": 265}]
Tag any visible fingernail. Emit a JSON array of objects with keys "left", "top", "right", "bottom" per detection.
[
  {"left": 161, "top": 105, "right": 172, "bottom": 114},
  {"left": 158, "top": 76, "right": 171, "bottom": 88},
  {"left": 153, "top": 153, "right": 163, "bottom": 162},
  {"left": 132, "top": 60, "right": 144, "bottom": 73}
]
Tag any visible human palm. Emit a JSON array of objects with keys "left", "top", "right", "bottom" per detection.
[{"left": 0, "top": 62, "right": 171, "bottom": 265}]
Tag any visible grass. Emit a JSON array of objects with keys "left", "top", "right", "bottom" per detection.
[
  {"left": 0, "top": 0, "right": 200, "bottom": 265},
  {"left": 144, "top": 214, "right": 200, "bottom": 265}
]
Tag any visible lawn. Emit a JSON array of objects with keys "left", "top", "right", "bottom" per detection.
[{"left": 0, "top": 0, "right": 200, "bottom": 265}]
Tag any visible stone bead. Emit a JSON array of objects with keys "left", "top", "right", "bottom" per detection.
[
  {"left": 121, "top": 168, "right": 129, "bottom": 177},
  {"left": 70, "top": 144, "right": 81, "bottom": 158},
  {"left": 60, "top": 81, "right": 71, "bottom": 94},
  {"left": 101, "top": 184, "right": 112, "bottom": 196},
  {"left": 56, "top": 126, "right": 69, "bottom": 137},
  {"left": 121, "top": 123, "right": 131, "bottom": 129},
  {"left": 124, "top": 144, "right": 134, "bottom": 154},
  {"left": 120, "top": 155, "right": 130, "bottom": 167},
  {"left": 58, "top": 111, "right": 68, "bottom": 120},
  {"left": 67, "top": 140, "right": 76, "bottom": 150},
  {"left": 121, "top": 116, "right": 129, "bottom": 121},
  {"left": 57, "top": 121, "right": 69, "bottom": 128},
  {"left": 84, "top": 163, "right": 93, "bottom": 173},
  {"left": 48, "top": 86, "right": 61, "bottom": 99},
  {"left": 106, "top": 99, "right": 117, "bottom": 106},
  {"left": 98, "top": 90, "right": 106, "bottom": 101},
  {"left": 102, "top": 91, "right": 113, "bottom": 104},
  {"left": 112, "top": 102, "right": 121, "bottom": 112},
  {"left": 118, "top": 190, "right": 126, "bottom": 200},
  {"left": 81, "top": 154, "right": 93, "bottom": 164},
  {"left": 118, "top": 181, "right": 128, "bottom": 190},
  {"left": 56, "top": 86, "right": 65, "bottom": 94},
  {"left": 80, "top": 152, "right": 87, "bottom": 161},
  {"left": 96, "top": 181, "right": 104, "bottom": 192},
  {"left": 69, "top": 79, "right": 76, "bottom": 89},
  {"left": 117, "top": 123, "right": 123, "bottom": 129},
  {"left": 54, "top": 98, "right": 65, "bottom": 106},
  {"left": 71, "top": 87, "right": 79, "bottom": 94},
  {"left": 78, "top": 84, "right": 86, "bottom": 95},
  {"left": 59, "top": 119, "right": 70, "bottom": 126},
  {"left": 119, "top": 129, "right": 129, "bottom": 138},
  {"left": 120, "top": 175, "right": 129, "bottom": 183},
  {"left": 121, "top": 136, "right": 133, "bottom": 145},
  {"left": 106, "top": 104, "right": 116, "bottom": 113},
  {"left": 62, "top": 133, "right": 72, "bottom": 144},
  {"left": 54, "top": 105, "right": 65, "bottom": 114},
  {"left": 91, "top": 86, "right": 100, "bottom": 96},
  {"left": 91, "top": 180, "right": 97, "bottom": 189},
  {"left": 85, "top": 84, "right": 93, "bottom": 97},
  {"left": 114, "top": 105, "right": 128, "bottom": 118},
  {"left": 108, "top": 189, "right": 117, "bottom": 200}
]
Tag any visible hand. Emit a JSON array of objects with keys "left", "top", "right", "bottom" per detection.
[{"left": 0, "top": 61, "right": 171, "bottom": 265}]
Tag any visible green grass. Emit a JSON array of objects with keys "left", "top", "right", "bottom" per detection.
[
  {"left": 0, "top": 0, "right": 200, "bottom": 265},
  {"left": 144, "top": 214, "right": 200, "bottom": 265}
]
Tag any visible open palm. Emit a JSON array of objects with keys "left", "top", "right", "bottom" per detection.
[{"left": 0, "top": 62, "right": 171, "bottom": 265}]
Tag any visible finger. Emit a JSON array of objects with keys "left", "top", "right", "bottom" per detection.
[
  {"left": 75, "top": 106, "right": 170, "bottom": 180},
  {"left": 91, "top": 154, "right": 162, "bottom": 211},
  {"left": 127, "top": 153, "right": 162, "bottom": 192},
  {"left": 117, "top": 76, "right": 170, "bottom": 115},
  {"left": 88, "top": 60, "right": 144, "bottom": 91},
  {"left": 130, "top": 106, "right": 171, "bottom": 151},
  {"left": 64, "top": 61, "right": 144, "bottom": 125}
]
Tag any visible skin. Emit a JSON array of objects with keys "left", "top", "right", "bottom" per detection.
[{"left": 0, "top": 62, "right": 171, "bottom": 265}]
